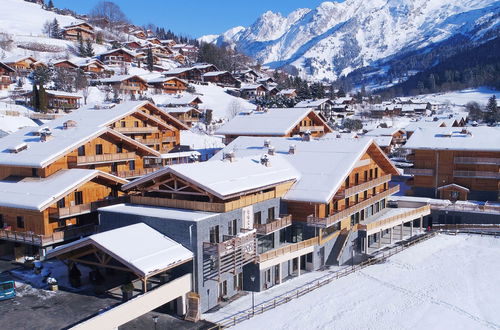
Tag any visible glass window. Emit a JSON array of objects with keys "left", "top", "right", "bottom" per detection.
[
  {"left": 17, "top": 216, "right": 24, "bottom": 229},
  {"left": 57, "top": 198, "right": 65, "bottom": 208},
  {"left": 121, "top": 121, "right": 126, "bottom": 128},
  {"left": 78, "top": 145, "right": 85, "bottom": 156},
  {"left": 228, "top": 219, "right": 237, "bottom": 236},
  {"left": 95, "top": 144, "right": 103, "bottom": 155},
  {"left": 129, "top": 160, "right": 135, "bottom": 171},
  {"left": 254, "top": 211, "right": 262, "bottom": 225},
  {"left": 375, "top": 168, "right": 379, "bottom": 178},
  {"left": 344, "top": 176, "right": 350, "bottom": 187},
  {"left": 258, "top": 234, "right": 275, "bottom": 253},
  {"left": 0, "top": 214, "right": 3, "bottom": 228},
  {"left": 209, "top": 225, "right": 220, "bottom": 244},
  {"left": 267, "top": 207, "right": 275, "bottom": 221},
  {"left": 354, "top": 173, "right": 359, "bottom": 185},
  {"left": 74, "top": 191, "right": 83, "bottom": 205},
  {"left": 116, "top": 143, "right": 123, "bottom": 154},
  {"left": 279, "top": 228, "right": 286, "bottom": 244}
]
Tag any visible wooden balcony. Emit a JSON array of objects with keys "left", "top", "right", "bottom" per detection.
[
  {"left": 406, "top": 153, "right": 415, "bottom": 162},
  {"left": 163, "top": 136, "right": 177, "bottom": 143},
  {"left": 0, "top": 224, "right": 96, "bottom": 247},
  {"left": 453, "top": 170, "right": 500, "bottom": 179},
  {"left": 254, "top": 215, "right": 292, "bottom": 235},
  {"left": 131, "top": 190, "right": 276, "bottom": 213},
  {"left": 335, "top": 174, "right": 392, "bottom": 198},
  {"left": 454, "top": 157, "right": 500, "bottom": 165},
  {"left": 404, "top": 168, "right": 434, "bottom": 176},
  {"left": 307, "top": 185, "right": 400, "bottom": 228},
  {"left": 258, "top": 237, "right": 319, "bottom": 263},
  {"left": 361, "top": 205, "right": 431, "bottom": 234},
  {"left": 69, "top": 152, "right": 136, "bottom": 165},
  {"left": 112, "top": 167, "right": 158, "bottom": 179},
  {"left": 135, "top": 138, "right": 161, "bottom": 145},
  {"left": 299, "top": 126, "right": 324, "bottom": 133},
  {"left": 114, "top": 126, "right": 159, "bottom": 134},
  {"left": 49, "top": 197, "right": 129, "bottom": 220}
]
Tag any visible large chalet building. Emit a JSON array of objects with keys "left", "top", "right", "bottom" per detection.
[
  {"left": 216, "top": 107, "right": 333, "bottom": 144},
  {"left": 0, "top": 101, "right": 189, "bottom": 259},
  {"left": 404, "top": 127, "right": 500, "bottom": 201},
  {"left": 62, "top": 22, "right": 95, "bottom": 41},
  {"left": 0, "top": 62, "right": 15, "bottom": 90}
]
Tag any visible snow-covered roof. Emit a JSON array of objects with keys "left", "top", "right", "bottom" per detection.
[
  {"left": 157, "top": 94, "right": 203, "bottom": 106},
  {"left": 147, "top": 76, "right": 188, "bottom": 84},
  {"left": 192, "top": 64, "right": 218, "bottom": 70},
  {"left": 405, "top": 119, "right": 448, "bottom": 131},
  {"left": 0, "top": 62, "right": 15, "bottom": 72},
  {"left": 0, "top": 101, "right": 167, "bottom": 167},
  {"left": 99, "top": 74, "right": 146, "bottom": 83},
  {"left": 208, "top": 136, "right": 398, "bottom": 203},
  {"left": 215, "top": 108, "right": 318, "bottom": 136},
  {"left": 45, "top": 90, "right": 82, "bottom": 98},
  {"left": 164, "top": 67, "right": 196, "bottom": 75},
  {"left": 240, "top": 84, "right": 265, "bottom": 90},
  {"left": 162, "top": 106, "right": 201, "bottom": 114},
  {"left": 98, "top": 48, "right": 138, "bottom": 57},
  {"left": 99, "top": 203, "right": 217, "bottom": 221},
  {"left": 47, "top": 223, "right": 193, "bottom": 277},
  {"left": 203, "top": 71, "right": 230, "bottom": 77},
  {"left": 2, "top": 55, "right": 36, "bottom": 64},
  {"left": 295, "top": 98, "right": 332, "bottom": 108},
  {"left": 0, "top": 169, "right": 126, "bottom": 211},
  {"left": 404, "top": 127, "right": 500, "bottom": 151},
  {"left": 365, "top": 127, "right": 404, "bottom": 137},
  {"left": 124, "top": 155, "right": 299, "bottom": 200},
  {"left": 277, "top": 89, "right": 296, "bottom": 95},
  {"left": 372, "top": 136, "right": 393, "bottom": 147}
]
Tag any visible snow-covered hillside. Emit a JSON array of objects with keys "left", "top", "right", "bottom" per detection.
[
  {"left": 206, "top": 234, "right": 500, "bottom": 329},
  {"left": 415, "top": 87, "right": 500, "bottom": 106},
  {"left": 206, "top": 0, "right": 500, "bottom": 81}
]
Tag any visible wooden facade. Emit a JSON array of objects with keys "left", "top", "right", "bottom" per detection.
[
  {"left": 53, "top": 60, "right": 78, "bottom": 70},
  {"left": 149, "top": 77, "right": 188, "bottom": 94},
  {"left": 165, "top": 108, "right": 202, "bottom": 127},
  {"left": 63, "top": 23, "right": 95, "bottom": 41},
  {"left": 100, "top": 49, "right": 136, "bottom": 66},
  {"left": 0, "top": 62, "right": 14, "bottom": 90},
  {"left": 203, "top": 72, "right": 240, "bottom": 87},
  {"left": 102, "top": 76, "right": 148, "bottom": 95}
]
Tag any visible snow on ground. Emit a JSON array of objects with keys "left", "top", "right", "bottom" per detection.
[
  {"left": 194, "top": 84, "right": 256, "bottom": 120},
  {"left": 415, "top": 87, "right": 500, "bottom": 106},
  {"left": 0, "top": 114, "right": 37, "bottom": 134},
  {"left": 205, "top": 234, "right": 500, "bottom": 330}
]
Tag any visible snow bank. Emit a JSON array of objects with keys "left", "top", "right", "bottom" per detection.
[{"left": 194, "top": 84, "right": 256, "bottom": 120}]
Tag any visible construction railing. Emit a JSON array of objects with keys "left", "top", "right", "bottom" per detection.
[
  {"left": 0, "top": 224, "right": 96, "bottom": 247},
  {"left": 308, "top": 186, "right": 399, "bottom": 228},
  {"left": 210, "top": 232, "right": 438, "bottom": 329},
  {"left": 335, "top": 174, "right": 392, "bottom": 198},
  {"left": 69, "top": 152, "right": 136, "bottom": 165},
  {"left": 362, "top": 205, "right": 430, "bottom": 232},
  {"left": 112, "top": 168, "right": 158, "bottom": 179}
]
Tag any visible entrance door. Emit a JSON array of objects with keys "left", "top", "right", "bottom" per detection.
[{"left": 274, "top": 265, "right": 280, "bottom": 285}]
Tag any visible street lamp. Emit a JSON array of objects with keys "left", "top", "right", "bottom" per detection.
[
  {"left": 152, "top": 315, "right": 159, "bottom": 330},
  {"left": 250, "top": 275, "right": 256, "bottom": 316}
]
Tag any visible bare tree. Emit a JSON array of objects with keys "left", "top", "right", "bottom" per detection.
[
  {"left": 228, "top": 100, "right": 241, "bottom": 118},
  {"left": 0, "top": 32, "right": 13, "bottom": 51},
  {"left": 89, "top": 1, "right": 129, "bottom": 28}
]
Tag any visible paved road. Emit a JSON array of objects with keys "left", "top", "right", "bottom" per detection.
[{"left": 120, "top": 311, "right": 216, "bottom": 330}]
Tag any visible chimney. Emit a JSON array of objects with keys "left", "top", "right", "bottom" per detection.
[
  {"left": 264, "top": 139, "right": 271, "bottom": 148},
  {"left": 289, "top": 145, "right": 296, "bottom": 155},
  {"left": 302, "top": 130, "right": 311, "bottom": 142},
  {"left": 223, "top": 150, "right": 236, "bottom": 162},
  {"left": 268, "top": 146, "right": 275, "bottom": 156},
  {"left": 40, "top": 132, "right": 53, "bottom": 142},
  {"left": 260, "top": 154, "right": 271, "bottom": 167}
]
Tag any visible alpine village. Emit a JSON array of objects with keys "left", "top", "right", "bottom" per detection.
[{"left": 0, "top": 0, "right": 499, "bottom": 329}]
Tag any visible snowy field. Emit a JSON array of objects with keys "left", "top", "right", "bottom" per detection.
[
  {"left": 205, "top": 234, "right": 500, "bottom": 330},
  {"left": 416, "top": 87, "right": 500, "bottom": 106}
]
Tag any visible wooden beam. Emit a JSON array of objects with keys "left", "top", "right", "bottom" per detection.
[{"left": 69, "top": 258, "right": 135, "bottom": 273}]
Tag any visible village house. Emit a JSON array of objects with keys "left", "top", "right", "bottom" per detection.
[
  {"left": 158, "top": 95, "right": 203, "bottom": 108},
  {"left": 162, "top": 107, "right": 202, "bottom": 127},
  {"left": 216, "top": 107, "right": 333, "bottom": 144},
  {"left": 98, "top": 48, "right": 137, "bottom": 66},
  {"left": 202, "top": 71, "right": 240, "bottom": 87},
  {"left": 163, "top": 67, "right": 202, "bottom": 82},
  {"left": 62, "top": 22, "right": 95, "bottom": 41},
  {"left": 52, "top": 59, "right": 79, "bottom": 70},
  {"left": 77, "top": 59, "right": 106, "bottom": 76},
  {"left": 277, "top": 89, "right": 297, "bottom": 99},
  {"left": 161, "top": 39, "right": 176, "bottom": 48},
  {"left": 24, "top": 90, "right": 83, "bottom": 111},
  {"left": 364, "top": 128, "right": 407, "bottom": 154},
  {"left": 404, "top": 117, "right": 464, "bottom": 138},
  {"left": 0, "top": 62, "right": 15, "bottom": 90},
  {"left": 235, "top": 69, "right": 260, "bottom": 83},
  {"left": 147, "top": 76, "right": 188, "bottom": 94},
  {"left": 171, "top": 44, "right": 199, "bottom": 61},
  {"left": 2, "top": 55, "right": 38, "bottom": 76},
  {"left": 192, "top": 64, "right": 219, "bottom": 75},
  {"left": 99, "top": 75, "right": 148, "bottom": 95},
  {"left": 239, "top": 84, "right": 267, "bottom": 100},
  {"left": 124, "top": 41, "right": 143, "bottom": 50},
  {"left": 84, "top": 135, "right": 429, "bottom": 314},
  {"left": 404, "top": 127, "right": 500, "bottom": 201}
]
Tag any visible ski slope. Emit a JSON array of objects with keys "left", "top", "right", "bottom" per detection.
[{"left": 206, "top": 234, "right": 500, "bottom": 330}]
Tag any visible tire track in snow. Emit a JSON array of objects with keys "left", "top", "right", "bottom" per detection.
[{"left": 359, "top": 271, "right": 500, "bottom": 329}]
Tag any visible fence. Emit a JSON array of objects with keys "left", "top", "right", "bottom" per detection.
[{"left": 209, "top": 232, "right": 438, "bottom": 329}]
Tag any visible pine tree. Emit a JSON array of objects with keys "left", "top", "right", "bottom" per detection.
[
  {"left": 51, "top": 18, "right": 61, "bottom": 39},
  {"left": 77, "top": 33, "right": 86, "bottom": 57},
  {"left": 84, "top": 39, "right": 94, "bottom": 57},
  {"left": 47, "top": 0, "right": 54, "bottom": 9},
  {"left": 38, "top": 84, "right": 48, "bottom": 113},
  {"left": 485, "top": 95, "right": 498, "bottom": 124},
  {"left": 32, "top": 84, "right": 40, "bottom": 112},
  {"left": 146, "top": 47, "right": 154, "bottom": 72}
]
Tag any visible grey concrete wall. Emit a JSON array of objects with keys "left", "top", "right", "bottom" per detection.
[{"left": 425, "top": 210, "right": 500, "bottom": 226}]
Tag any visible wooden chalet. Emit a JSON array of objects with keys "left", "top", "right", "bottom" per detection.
[
  {"left": 53, "top": 60, "right": 79, "bottom": 70},
  {"left": 146, "top": 37, "right": 162, "bottom": 45},
  {"left": 161, "top": 39, "right": 176, "bottom": 47},
  {"left": 78, "top": 59, "right": 106, "bottom": 75},
  {"left": 239, "top": 84, "right": 267, "bottom": 100},
  {"left": 124, "top": 41, "right": 143, "bottom": 50},
  {"left": 0, "top": 62, "right": 14, "bottom": 90},
  {"left": 99, "top": 75, "right": 148, "bottom": 95},
  {"left": 235, "top": 69, "right": 259, "bottom": 83},
  {"left": 364, "top": 128, "right": 406, "bottom": 154},
  {"left": 99, "top": 48, "right": 137, "bottom": 66},
  {"left": 0, "top": 169, "right": 127, "bottom": 260},
  {"left": 404, "top": 127, "right": 500, "bottom": 201},
  {"left": 202, "top": 71, "right": 240, "bottom": 87},
  {"left": 132, "top": 30, "right": 147, "bottom": 39},
  {"left": 148, "top": 77, "right": 188, "bottom": 94},
  {"left": 216, "top": 107, "right": 333, "bottom": 144},
  {"left": 164, "top": 67, "right": 202, "bottom": 82},
  {"left": 193, "top": 64, "right": 219, "bottom": 75},
  {"left": 163, "top": 107, "right": 202, "bottom": 127},
  {"left": 62, "top": 22, "right": 95, "bottom": 41},
  {"left": 160, "top": 95, "right": 203, "bottom": 108},
  {"left": 3, "top": 55, "right": 38, "bottom": 75},
  {"left": 277, "top": 89, "right": 297, "bottom": 99},
  {"left": 23, "top": 90, "right": 83, "bottom": 110}
]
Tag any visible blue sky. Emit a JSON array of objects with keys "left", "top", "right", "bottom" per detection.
[{"left": 54, "top": 0, "right": 335, "bottom": 38}]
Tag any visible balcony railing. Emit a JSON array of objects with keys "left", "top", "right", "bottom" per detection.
[
  {"left": 112, "top": 167, "right": 158, "bottom": 179},
  {"left": 392, "top": 137, "right": 406, "bottom": 144},
  {"left": 299, "top": 126, "right": 324, "bottom": 133},
  {"left": 404, "top": 168, "right": 434, "bottom": 176},
  {"left": 335, "top": 174, "right": 392, "bottom": 198},
  {"left": 254, "top": 215, "right": 292, "bottom": 235},
  {"left": 307, "top": 185, "right": 400, "bottom": 228},
  {"left": 454, "top": 157, "right": 500, "bottom": 165},
  {"left": 69, "top": 152, "right": 136, "bottom": 165},
  {"left": 453, "top": 170, "right": 500, "bottom": 179},
  {"left": 361, "top": 205, "right": 431, "bottom": 233},
  {"left": 114, "top": 126, "right": 159, "bottom": 134},
  {"left": 257, "top": 237, "right": 319, "bottom": 263},
  {"left": 0, "top": 224, "right": 96, "bottom": 247},
  {"left": 163, "top": 136, "right": 177, "bottom": 143},
  {"left": 135, "top": 138, "right": 161, "bottom": 145}
]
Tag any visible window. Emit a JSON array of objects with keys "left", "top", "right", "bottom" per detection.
[
  {"left": 333, "top": 201, "right": 338, "bottom": 211},
  {"left": 369, "top": 169, "right": 373, "bottom": 179},
  {"left": 279, "top": 228, "right": 286, "bottom": 244},
  {"left": 32, "top": 168, "right": 38, "bottom": 177},
  {"left": 129, "top": 160, "right": 135, "bottom": 171},
  {"left": 375, "top": 168, "right": 379, "bottom": 178},
  {"left": 78, "top": 145, "right": 85, "bottom": 156},
  {"left": 74, "top": 191, "right": 83, "bottom": 205},
  {"left": 344, "top": 176, "right": 350, "bottom": 187},
  {"left": 364, "top": 170, "right": 368, "bottom": 182},
  {"left": 111, "top": 162, "right": 118, "bottom": 173},
  {"left": 364, "top": 190, "right": 368, "bottom": 199},
  {"left": 355, "top": 194, "right": 359, "bottom": 203},
  {"left": 143, "top": 120, "right": 148, "bottom": 127},
  {"left": 258, "top": 234, "right": 275, "bottom": 253},
  {"left": 95, "top": 144, "right": 103, "bottom": 155},
  {"left": 228, "top": 219, "right": 237, "bottom": 236},
  {"left": 345, "top": 197, "right": 350, "bottom": 208},
  {"left": 234, "top": 273, "right": 243, "bottom": 291},
  {"left": 267, "top": 207, "right": 275, "bottom": 221},
  {"left": 16, "top": 216, "right": 24, "bottom": 229},
  {"left": 254, "top": 211, "right": 262, "bottom": 225},
  {"left": 306, "top": 252, "right": 313, "bottom": 263},
  {"left": 266, "top": 269, "right": 271, "bottom": 282},
  {"left": 354, "top": 173, "right": 359, "bottom": 185},
  {"left": 116, "top": 143, "right": 123, "bottom": 154},
  {"left": 209, "top": 225, "right": 220, "bottom": 244},
  {"left": 219, "top": 280, "right": 227, "bottom": 298},
  {"left": 57, "top": 198, "right": 65, "bottom": 208},
  {"left": 134, "top": 121, "right": 139, "bottom": 127},
  {"left": 0, "top": 214, "right": 3, "bottom": 228}
]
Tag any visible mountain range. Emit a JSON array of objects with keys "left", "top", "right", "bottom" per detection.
[{"left": 202, "top": 0, "right": 500, "bottom": 84}]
